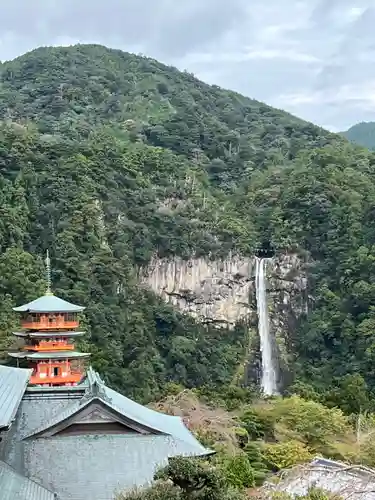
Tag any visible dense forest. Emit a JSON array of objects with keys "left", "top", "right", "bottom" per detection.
[
  {"left": 3, "top": 43, "right": 375, "bottom": 497},
  {"left": 1, "top": 44, "right": 375, "bottom": 407},
  {"left": 0, "top": 44, "right": 342, "bottom": 399},
  {"left": 341, "top": 121, "right": 375, "bottom": 149}
]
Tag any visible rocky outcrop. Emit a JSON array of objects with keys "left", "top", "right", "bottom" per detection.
[
  {"left": 140, "top": 253, "right": 309, "bottom": 328},
  {"left": 140, "top": 254, "right": 255, "bottom": 327}
]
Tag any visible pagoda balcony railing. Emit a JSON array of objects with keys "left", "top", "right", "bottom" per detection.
[
  {"left": 23, "top": 343, "right": 75, "bottom": 352},
  {"left": 30, "top": 372, "right": 83, "bottom": 385},
  {"left": 21, "top": 318, "right": 79, "bottom": 330}
]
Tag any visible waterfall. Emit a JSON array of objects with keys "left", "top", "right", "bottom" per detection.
[{"left": 255, "top": 257, "right": 278, "bottom": 396}]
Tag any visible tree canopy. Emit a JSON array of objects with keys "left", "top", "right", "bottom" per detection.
[{"left": 0, "top": 44, "right": 375, "bottom": 411}]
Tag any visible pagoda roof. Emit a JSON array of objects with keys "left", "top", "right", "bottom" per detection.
[
  {"left": 0, "top": 365, "right": 32, "bottom": 430},
  {"left": 13, "top": 294, "right": 85, "bottom": 313},
  {"left": 13, "top": 331, "right": 85, "bottom": 338},
  {"left": 8, "top": 351, "right": 90, "bottom": 360},
  {"left": 24, "top": 367, "right": 212, "bottom": 457}
]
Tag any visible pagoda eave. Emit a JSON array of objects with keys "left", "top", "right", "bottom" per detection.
[
  {"left": 8, "top": 351, "right": 90, "bottom": 360},
  {"left": 8, "top": 352, "right": 27, "bottom": 359},
  {"left": 12, "top": 331, "right": 85, "bottom": 338},
  {"left": 13, "top": 294, "right": 85, "bottom": 313}
]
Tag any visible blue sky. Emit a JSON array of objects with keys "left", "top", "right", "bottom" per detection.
[{"left": 0, "top": 0, "right": 374, "bottom": 131}]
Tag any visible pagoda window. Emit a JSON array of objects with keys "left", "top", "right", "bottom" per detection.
[
  {"left": 65, "top": 313, "right": 76, "bottom": 322},
  {"left": 53, "top": 366, "right": 60, "bottom": 377}
]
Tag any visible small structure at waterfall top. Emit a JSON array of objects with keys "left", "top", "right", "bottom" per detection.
[
  {"left": 264, "top": 457, "right": 375, "bottom": 499},
  {"left": 255, "top": 241, "right": 276, "bottom": 258}
]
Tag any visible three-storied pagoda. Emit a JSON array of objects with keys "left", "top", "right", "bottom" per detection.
[
  {"left": 8, "top": 252, "right": 90, "bottom": 386},
  {"left": 0, "top": 252, "right": 211, "bottom": 500}
]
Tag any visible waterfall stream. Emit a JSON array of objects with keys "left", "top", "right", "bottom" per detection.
[{"left": 255, "top": 257, "right": 278, "bottom": 395}]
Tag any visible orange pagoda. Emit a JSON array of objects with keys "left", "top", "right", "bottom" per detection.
[{"left": 8, "top": 252, "right": 90, "bottom": 386}]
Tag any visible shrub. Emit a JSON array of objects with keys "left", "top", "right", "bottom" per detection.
[
  {"left": 219, "top": 453, "right": 255, "bottom": 489},
  {"left": 262, "top": 440, "right": 312, "bottom": 471}
]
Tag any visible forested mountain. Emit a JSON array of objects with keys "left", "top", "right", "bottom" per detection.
[
  {"left": 341, "top": 121, "right": 375, "bottom": 149},
  {"left": 1, "top": 44, "right": 375, "bottom": 418}
]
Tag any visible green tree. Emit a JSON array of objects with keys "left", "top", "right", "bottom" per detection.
[{"left": 119, "top": 457, "right": 245, "bottom": 500}]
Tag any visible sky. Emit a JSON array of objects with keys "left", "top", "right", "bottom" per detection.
[{"left": 0, "top": 0, "right": 374, "bottom": 132}]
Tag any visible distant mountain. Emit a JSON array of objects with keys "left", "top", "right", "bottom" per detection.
[{"left": 341, "top": 121, "right": 375, "bottom": 150}]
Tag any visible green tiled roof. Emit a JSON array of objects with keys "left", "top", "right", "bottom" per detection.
[
  {"left": 3, "top": 365, "right": 212, "bottom": 499},
  {"left": 9, "top": 351, "right": 90, "bottom": 360},
  {"left": 0, "top": 460, "right": 55, "bottom": 500},
  {"left": 0, "top": 365, "right": 32, "bottom": 430},
  {"left": 13, "top": 294, "right": 84, "bottom": 313},
  {"left": 25, "top": 367, "right": 212, "bottom": 456}
]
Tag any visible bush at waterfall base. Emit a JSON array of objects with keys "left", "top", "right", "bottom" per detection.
[
  {"left": 115, "top": 388, "right": 371, "bottom": 497},
  {"left": 261, "top": 440, "right": 313, "bottom": 471}
]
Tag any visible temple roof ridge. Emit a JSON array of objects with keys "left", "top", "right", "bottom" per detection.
[
  {"left": 12, "top": 330, "right": 85, "bottom": 338},
  {"left": 80, "top": 367, "right": 111, "bottom": 405}
]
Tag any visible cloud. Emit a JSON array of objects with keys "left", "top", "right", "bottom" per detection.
[
  {"left": 179, "top": 48, "right": 320, "bottom": 67},
  {"left": 0, "top": 0, "right": 249, "bottom": 59},
  {"left": 0, "top": 0, "right": 374, "bottom": 130},
  {"left": 278, "top": 83, "right": 375, "bottom": 108}
]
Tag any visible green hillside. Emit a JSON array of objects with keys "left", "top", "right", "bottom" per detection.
[
  {"left": 1, "top": 44, "right": 375, "bottom": 412},
  {"left": 341, "top": 121, "right": 375, "bottom": 149}
]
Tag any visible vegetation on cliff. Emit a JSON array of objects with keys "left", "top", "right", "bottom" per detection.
[{"left": 1, "top": 44, "right": 375, "bottom": 420}]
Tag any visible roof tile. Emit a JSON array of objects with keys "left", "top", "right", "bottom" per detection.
[
  {"left": 0, "top": 365, "right": 31, "bottom": 429},
  {"left": 0, "top": 460, "right": 55, "bottom": 500}
]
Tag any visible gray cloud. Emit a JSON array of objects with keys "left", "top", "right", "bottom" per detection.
[
  {"left": 0, "top": 0, "right": 248, "bottom": 58},
  {"left": 0, "top": 0, "right": 374, "bottom": 130}
]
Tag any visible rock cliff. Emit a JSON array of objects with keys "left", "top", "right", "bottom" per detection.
[
  {"left": 140, "top": 253, "right": 310, "bottom": 388},
  {"left": 140, "top": 253, "right": 309, "bottom": 328}
]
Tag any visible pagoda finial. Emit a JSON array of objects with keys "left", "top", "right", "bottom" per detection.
[{"left": 45, "top": 250, "right": 53, "bottom": 296}]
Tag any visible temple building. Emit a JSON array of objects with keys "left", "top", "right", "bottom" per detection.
[{"left": 0, "top": 255, "right": 211, "bottom": 500}]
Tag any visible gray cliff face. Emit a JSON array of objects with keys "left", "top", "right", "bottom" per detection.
[
  {"left": 141, "top": 253, "right": 308, "bottom": 326},
  {"left": 141, "top": 254, "right": 255, "bottom": 327},
  {"left": 140, "top": 253, "right": 310, "bottom": 388}
]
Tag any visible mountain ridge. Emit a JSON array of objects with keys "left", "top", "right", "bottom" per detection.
[{"left": 0, "top": 44, "right": 342, "bottom": 186}]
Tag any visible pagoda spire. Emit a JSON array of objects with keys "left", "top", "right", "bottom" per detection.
[{"left": 45, "top": 250, "right": 53, "bottom": 296}]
